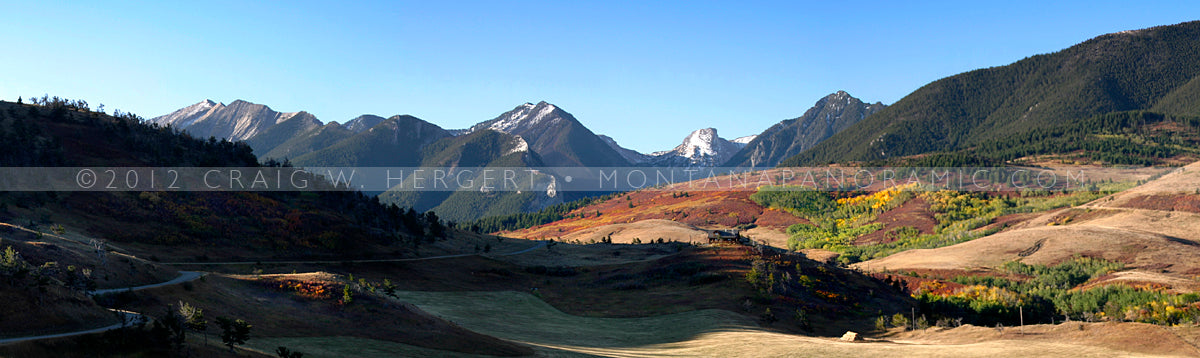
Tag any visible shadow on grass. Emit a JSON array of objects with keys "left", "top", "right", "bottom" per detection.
[{"left": 386, "top": 290, "right": 759, "bottom": 349}]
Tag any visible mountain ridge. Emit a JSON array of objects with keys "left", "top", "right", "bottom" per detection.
[
  {"left": 344, "top": 114, "right": 387, "bottom": 133},
  {"left": 781, "top": 21, "right": 1200, "bottom": 166},
  {"left": 726, "top": 91, "right": 885, "bottom": 168},
  {"left": 150, "top": 99, "right": 316, "bottom": 142},
  {"left": 290, "top": 115, "right": 452, "bottom": 167},
  {"left": 465, "top": 101, "right": 632, "bottom": 167}
]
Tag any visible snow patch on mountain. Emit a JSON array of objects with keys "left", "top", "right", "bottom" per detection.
[
  {"left": 471, "top": 102, "right": 564, "bottom": 135},
  {"left": 485, "top": 103, "right": 536, "bottom": 132},
  {"left": 344, "top": 115, "right": 386, "bottom": 133},
  {"left": 506, "top": 136, "right": 530, "bottom": 156},
  {"left": 732, "top": 135, "right": 757, "bottom": 146}
]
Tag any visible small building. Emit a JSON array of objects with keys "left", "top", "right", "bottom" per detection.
[{"left": 707, "top": 229, "right": 741, "bottom": 243}]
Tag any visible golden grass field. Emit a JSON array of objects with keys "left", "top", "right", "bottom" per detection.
[
  {"left": 550, "top": 219, "right": 710, "bottom": 244},
  {"left": 243, "top": 289, "right": 1199, "bottom": 357}
]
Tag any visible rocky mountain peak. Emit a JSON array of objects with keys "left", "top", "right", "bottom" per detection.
[
  {"left": 648, "top": 127, "right": 742, "bottom": 167},
  {"left": 723, "top": 90, "right": 885, "bottom": 168}
]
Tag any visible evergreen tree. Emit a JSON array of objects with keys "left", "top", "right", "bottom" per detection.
[{"left": 216, "top": 317, "right": 252, "bottom": 353}]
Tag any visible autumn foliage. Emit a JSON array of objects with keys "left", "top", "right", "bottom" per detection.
[{"left": 261, "top": 277, "right": 339, "bottom": 302}]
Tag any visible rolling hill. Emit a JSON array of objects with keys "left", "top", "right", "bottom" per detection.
[{"left": 859, "top": 161, "right": 1200, "bottom": 292}]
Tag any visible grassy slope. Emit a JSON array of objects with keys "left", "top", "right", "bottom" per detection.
[
  {"left": 113, "top": 274, "right": 533, "bottom": 356},
  {"left": 253, "top": 291, "right": 1191, "bottom": 358},
  {"left": 0, "top": 283, "right": 116, "bottom": 339}
]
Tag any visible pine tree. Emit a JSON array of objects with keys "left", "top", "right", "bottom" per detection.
[{"left": 216, "top": 317, "right": 252, "bottom": 352}]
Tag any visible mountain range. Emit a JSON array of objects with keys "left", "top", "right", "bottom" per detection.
[
  {"left": 151, "top": 91, "right": 876, "bottom": 219},
  {"left": 152, "top": 92, "right": 875, "bottom": 171}
]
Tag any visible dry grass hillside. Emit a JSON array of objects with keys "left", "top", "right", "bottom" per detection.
[
  {"left": 246, "top": 290, "right": 1200, "bottom": 357},
  {"left": 503, "top": 172, "right": 806, "bottom": 241},
  {"left": 857, "top": 161, "right": 1200, "bottom": 291},
  {"left": 550, "top": 219, "right": 709, "bottom": 244},
  {"left": 0, "top": 227, "right": 175, "bottom": 339}
]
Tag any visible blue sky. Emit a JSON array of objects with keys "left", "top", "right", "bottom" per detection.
[{"left": 1, "top": 1, "right": 1197, "bottom": 152}]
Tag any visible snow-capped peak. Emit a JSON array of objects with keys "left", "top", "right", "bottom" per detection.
[
  {"left": 681, "top": 128, "right": 720, "bottom": 157},
  {"left": 648, "top": 128, "right": 741, "bottom": 167},
  {"left": 469, "top": 101, "right": 565, "bottom": 135}
]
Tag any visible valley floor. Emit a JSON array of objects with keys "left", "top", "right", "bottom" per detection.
[{"left": 247, "top": 289, "right": 1200, "bottom": 358}]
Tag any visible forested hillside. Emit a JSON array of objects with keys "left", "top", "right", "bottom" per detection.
[{"left": 783, "top": 21, "right": 1200, "bottom": 166}]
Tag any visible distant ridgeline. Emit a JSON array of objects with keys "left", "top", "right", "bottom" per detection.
[{"left": 782, "top": 21, "right": 1200, "bottom": 167}]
